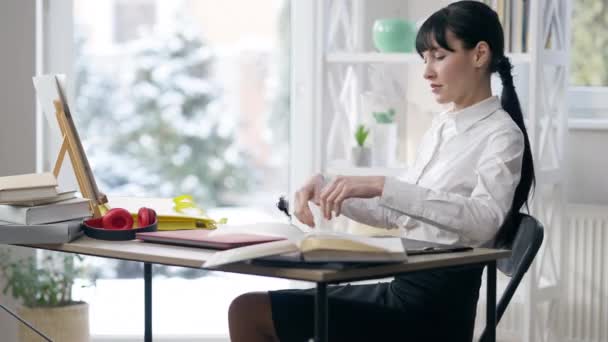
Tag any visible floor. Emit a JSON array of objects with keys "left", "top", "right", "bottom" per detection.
[{"left": 74, "top": 273, "right": 310, "bottom": 340}]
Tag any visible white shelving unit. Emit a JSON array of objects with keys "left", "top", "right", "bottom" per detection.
[
  {"left": 325, "top": 159, "right": 407, "bottom": 177},
  {"left": 326, "top": 51, "right": 531, "bottom": 64},
  {"left": 314, "top": 1, "right": 571, "bottom": 341},
  {"left": 326, "top": 52, "right": 422, "bottom": 64}
]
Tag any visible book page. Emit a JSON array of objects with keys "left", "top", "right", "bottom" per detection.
[
  {"left": 209, "top": 225, "right": 405, "bottom": 251},
  {"left": 300, "top": 233, "right": 405, "bottom": 253},
  {"left": 202, "top": 231, "right": 406, "bottom": 267},
  {"left": 202, "top": 239, "right": 298, "bottom": 268}
]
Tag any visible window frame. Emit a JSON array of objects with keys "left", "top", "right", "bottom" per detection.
[
  {"left": 41, "top": 0, "right": 319, "bottom": 202},
  {"left": 568, "top": 86, "right": 608, "bottom": 130},
  {"left": 40, "top": 0, "right": 316, "bottom": 340}
]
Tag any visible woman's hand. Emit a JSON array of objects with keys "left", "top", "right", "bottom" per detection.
[
  {"left": 294, "top": 174, "right": 324, "bottom": 227},
  {"left": 319, "top": 176, "right": 385, "bottom": 220}
]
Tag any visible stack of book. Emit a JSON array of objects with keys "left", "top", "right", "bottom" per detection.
[{"left": 0, "top": 172, "right": 92, "bottom": 244}]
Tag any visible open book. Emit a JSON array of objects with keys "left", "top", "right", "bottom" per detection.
[{"left": 202, "top": 223, "right": 407, "bottom": 268}]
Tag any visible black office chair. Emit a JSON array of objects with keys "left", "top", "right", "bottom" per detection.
[{"left": 479, "top": 213, "right": 544, "bottom": 342}]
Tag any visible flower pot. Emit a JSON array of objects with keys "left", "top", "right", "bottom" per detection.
[
  {"left": 372, "top": 19, "right": 416, "bottom": 53},
  {"left": 372, "top": 123, "right": 398, "bottom": 167},
  {"left": 351, "top": 146, "right": 372, "bottom": 167},
  {"left": 17, "top": 302, "right": 90, "bottom": 342}
]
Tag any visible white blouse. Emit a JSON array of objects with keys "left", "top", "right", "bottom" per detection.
[{"left": 340, "top": 96, "right": 524, "bottom": 247}]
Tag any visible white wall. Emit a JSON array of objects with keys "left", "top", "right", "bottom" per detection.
[
  {"left": 565, "top": 127, "right": 608, "bottom": 204},
  {"left": 0, "top": 1, "right": 37, "bottom": 176},
  {"left": 39, "top": 0, "right": 76, "bottom": 190},
  {"left": 0, "top": 1, "right": 38, "bottom": 340}
]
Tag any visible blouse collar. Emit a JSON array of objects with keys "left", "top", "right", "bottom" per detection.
[{"left": 440, "top": 96, "right": 502, "bottom": 133}]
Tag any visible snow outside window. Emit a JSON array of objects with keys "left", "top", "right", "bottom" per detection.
[{"left": 569, "top": 0, "right": 608, "bottom": 121}]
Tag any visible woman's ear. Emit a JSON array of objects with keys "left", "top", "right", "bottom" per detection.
[{"left": 473, "top": 41, "right": 491, "bottom": 69}]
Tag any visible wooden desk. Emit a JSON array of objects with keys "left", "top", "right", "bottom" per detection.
[{"left": 31, "top": 236, "right": 509, "bottom": 342}]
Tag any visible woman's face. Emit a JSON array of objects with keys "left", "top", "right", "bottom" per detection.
[{"left": 421, "top": 31, "right": 484, "bottom": 105}]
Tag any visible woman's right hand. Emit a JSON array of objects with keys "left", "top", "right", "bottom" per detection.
[{"left": 294, "top": 174, "right": 324, "bottom": 227}]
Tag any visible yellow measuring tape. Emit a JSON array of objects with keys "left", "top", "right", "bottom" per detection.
[{"left": 173, "top": 195, "right": 228, "bottom": 225}]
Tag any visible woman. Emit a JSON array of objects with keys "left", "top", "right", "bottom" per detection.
[{"left": 228, "top": 1, "right": 534, "bottom": 341}]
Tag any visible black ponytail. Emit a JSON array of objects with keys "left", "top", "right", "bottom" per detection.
[
  {"left": 416, "top": 1, "right": 535, "bottom": 245},
  {"left": 493, "top": 56, "right": 536, "bottom": 245}
]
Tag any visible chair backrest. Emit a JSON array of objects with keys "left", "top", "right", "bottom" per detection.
[{"left": 479, "top": 213, "right": 544, "bottom": 341}]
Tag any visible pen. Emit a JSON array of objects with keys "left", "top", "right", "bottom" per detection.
[{"left": 276, "top": 196, "right": 291, "bottom": 223}]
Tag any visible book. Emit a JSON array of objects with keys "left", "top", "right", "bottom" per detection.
[
  {"left": 521, "top": 1, "right": 528, "bottom": 52},
  {"left": 201, "top": 223, "right": 474, "bottom": 268},
  {"left": 511, "top": 0, "right": 524, "bottom": 53},
  {"left": 0, "top": 219, "right": 84, "bottom": 244},
  {"left": 251, "top": 238, "right": 473, "bottom": 269},
  {"left": 0, "top": 172, "right": 58, "bottom": 204},
  {"left": 0, "top": 197, "right": 92, "bottom": 225},
  {"left": 202, "top": 227, "right": 407, "bottom": 268},
  {"left": 136, "top": 229, "right": 287, "bottom": 250},
  {"left": 9, "top": 189, "right": 77, "bottom": 207}
]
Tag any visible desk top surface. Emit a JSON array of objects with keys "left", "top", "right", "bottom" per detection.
[{"left": 30, "top": 236, "right": 510, "bottom": 283}]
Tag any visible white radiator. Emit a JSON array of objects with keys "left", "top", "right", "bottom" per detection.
[
  {"left": 474, "top": 205, "right": 608, "bottom": 342},
  {"left": 562, "top": 205, "right": 608, "bottom": 342}
]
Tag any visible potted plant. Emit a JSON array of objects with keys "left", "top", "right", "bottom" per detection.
[
  {"left": 352, "top": 124, "right": 372, "bottom": 167},
  {"left": 372, "top": 108, "right": 398, "bottom": 167},
  {"left": 0, "top": 251, "right": 90, "bottom": 342}
]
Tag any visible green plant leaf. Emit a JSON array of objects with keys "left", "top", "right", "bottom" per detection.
[
  {"left": 354, "top": 124, "right": 370, "bottom": 147},
  {"left": 372, "top": 108, "right": 396, "bottom": 124},
  {"left": 0, "top": 251, "right": 87, "bottom": 307}
]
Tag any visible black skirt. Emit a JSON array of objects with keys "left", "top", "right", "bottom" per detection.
[{"left": 268, "top": 265, "right": 483, "bottom": 342}]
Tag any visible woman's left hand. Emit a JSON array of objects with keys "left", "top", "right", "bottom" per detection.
[{"left": 319, "top": 176, "right": 385, "bottom": 220}]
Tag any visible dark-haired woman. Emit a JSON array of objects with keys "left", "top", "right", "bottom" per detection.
[{"left": 228, "top": 1, "right": 535, "bottom": 341}]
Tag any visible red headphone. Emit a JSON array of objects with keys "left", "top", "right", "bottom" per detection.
[{"left": 85, "top": 207, "right": 157, "bottom": 230}]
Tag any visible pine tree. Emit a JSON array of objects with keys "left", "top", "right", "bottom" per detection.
[
  {"left": 571, "top": 0, "right": 608, "bottom": 86},
  {"left": 74, "top": 34, "right": 121, "bottom": 166},
  {"left": 76, "top": 25, "right": 252, "bottom": 207},
  {"left": 114, "top": 26, "right": 251, "bottom": 206}
]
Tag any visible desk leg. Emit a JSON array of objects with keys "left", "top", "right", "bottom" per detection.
[
  {"left": 144, "top": 263, "right": 152, "bottom": 342},
  {"left": 486, "top": 261, "right": 496, "bottom": 342},
  {"left": 314, "top": 282, "right": 328, "bottom": 342}
]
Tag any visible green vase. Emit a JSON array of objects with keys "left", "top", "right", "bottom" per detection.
[{"left": 372, "top": 19, "right": 416, "bottom": 53}]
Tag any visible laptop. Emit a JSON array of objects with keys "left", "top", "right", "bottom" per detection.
[{"left": 136, "top": 229, "right": 286, "bottom": 250}]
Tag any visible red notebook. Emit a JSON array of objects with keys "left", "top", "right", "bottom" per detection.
[{"left": 136, "top": 229, "right": 285, "bottom": 250}]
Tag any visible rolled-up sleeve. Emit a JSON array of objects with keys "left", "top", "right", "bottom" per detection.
[
  {"left": 312, "top": 175, "right": 405, "bottom": 229},
  {"left": 377, "top": 129, "right": 524, "bottom": 243}
]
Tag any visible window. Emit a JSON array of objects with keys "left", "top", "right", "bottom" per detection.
[
  {"left": 113, "top": 0, "right": 156, "bottom": 44},
  {"left": 569, "top": 0, "right": 608, "bottom": 120},
  {"left": 71, "top": 0, "right": 293, "bottom": 339},
  {"left": 74, "top": 0, "right": 291, "bottom": 206},
  {"left": 570, "top": 0, "right": 608, "bottom": 87}
]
